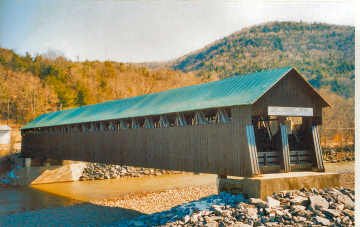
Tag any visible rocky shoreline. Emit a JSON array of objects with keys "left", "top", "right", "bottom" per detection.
[
  {"left": 80, "top": 163, "right": 183, "bottom": 181},
  {"left": 322, "top": 146, "right": 355, "bottom": 163},
  {"left": 112, "top": 187, "right": 354, "bottom": 227}
]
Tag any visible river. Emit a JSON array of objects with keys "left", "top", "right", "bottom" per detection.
[{"left": 0, "top": 162, "right": 354, "bottom": 226}]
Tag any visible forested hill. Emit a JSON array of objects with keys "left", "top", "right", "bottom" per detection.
[
  {"left": 0, "top": 48, "right": 209, "bottom": 123},
  {"left": 0, "top": 21, "right": 354, "bottom": 127},
  {"left": 168, "top": 22, "right": 355, "bottom": 98}
]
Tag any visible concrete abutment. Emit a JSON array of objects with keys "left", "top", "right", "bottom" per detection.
[{"left": 217, "top": 172, "right": 340, "bottom": 199}]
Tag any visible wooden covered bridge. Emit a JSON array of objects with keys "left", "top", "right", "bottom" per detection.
[{"left": 21, "top": 67, "right": 330, "bottom": 177}]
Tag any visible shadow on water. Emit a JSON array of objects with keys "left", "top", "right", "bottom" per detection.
[
  {"left": 0, "top": 173, "right": 218, "bottom": 226},
  {"left": 0, "top": 186, "right": 144, "bottom": 227},
  {"left": 0, "top": 186, "right": 80, "bottom": 215}
]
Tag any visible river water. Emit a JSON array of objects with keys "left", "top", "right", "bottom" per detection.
[
  {"left": 0, "top": 173, "right": 217, "bottom": 216},
  {"left": 0, "top": 162, "right": 354, "bottom": 225}
]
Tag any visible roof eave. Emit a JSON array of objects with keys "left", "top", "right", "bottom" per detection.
[{"left": 291, "top": 68, "right": 332, "bottom": 108}]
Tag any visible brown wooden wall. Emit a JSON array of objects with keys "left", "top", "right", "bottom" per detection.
[
  {"left": 252, "top": 69, "right": 327, "bottom": 118},
  {"left": 21, "top": 69, "right": 328, "bottom": 177},
  {"left": 22, "top": 105, "right": 260, "bottom": 177}
]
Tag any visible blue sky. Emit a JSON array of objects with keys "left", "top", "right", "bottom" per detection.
[{"left": 0, "top": 0, "right": 355, "bottom": 62}]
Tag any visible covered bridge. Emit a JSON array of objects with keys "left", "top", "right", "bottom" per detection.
[{"left": 21, "top": 67, "right": 330, "bottom": 177}]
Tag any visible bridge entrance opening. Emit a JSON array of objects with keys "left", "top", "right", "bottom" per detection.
[{"left": 253, "top": 116, "right": 316, "bottom": 174}]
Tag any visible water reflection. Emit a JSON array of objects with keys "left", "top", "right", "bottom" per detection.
[
  {"left": 0, "top": 173, "right": 217, "bottom": 215},
  {"left": 31, "top": 173, "right": 217, "bottom": 202},
  {"left": 0, "top": 186, "right": 79, "bottom": 215}
]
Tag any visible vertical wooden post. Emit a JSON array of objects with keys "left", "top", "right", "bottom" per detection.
[
  {"left": 231, "top": 105, "right": 260, "bottom": 177},
  {"left": 312, "top": 125, "right": 325, "bottom": 171},
  {"left": 303, "top": 117, "right": 324, "bottom": 171},
  {"left": 279, "top": 117, "right": 291, "bottom": 172},
  {"left": 25, "top": 158, "right": 31, "bottom": 168}
]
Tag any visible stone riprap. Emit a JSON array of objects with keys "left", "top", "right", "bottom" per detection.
[
  {"left": 111, "top": 187, "right": 354, "bottom": 227},
  {"left": 323, "top": 146, "right": 355, "bottom": 163},
  {"left": 80, "top": 163, "right": 182, "bottom": 181}
]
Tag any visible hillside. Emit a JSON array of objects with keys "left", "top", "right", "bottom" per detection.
[
  {"left": 168, "top": 22, "right": 355, "bottom": 98},
  {"left": 0, "top": 21, "right": 354, "bottom": 142},
  {"left": 0, "top": 48, "right": 214, "bottom": 124}
]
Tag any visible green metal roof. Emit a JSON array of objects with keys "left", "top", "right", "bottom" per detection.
[{"left": 22, "top": 67, "right": 293, "bottom": 129}]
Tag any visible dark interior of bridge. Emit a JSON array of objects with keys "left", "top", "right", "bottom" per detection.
[{"left": 253, "top": 116, "right": 314, "bottom": 171}]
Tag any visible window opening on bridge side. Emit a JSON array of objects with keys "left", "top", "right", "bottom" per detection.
[
  {"left": 73, "top": 125, "right": 78, "bottom": 133},
  {"left": 90, "top": 123, "right": 96, "bottom": 132},
  {"left": 81, "top": 124, "right": 87, "bottom": 133},
  {"left": 119, "top": 120, "right": 130, "bottom": 129},
  {"left": 143, "top": 118, "right": 155, "bottom": 128},
  {"left": 193, "top": 111, "right": 207, "bottom": 125},
  {"left": 108, "top": 121, "right": 116, "bottom": 131},
  {"left": 184, "top": 112, "right": 193, "bottom": 126},
  {"left": 103, "top": 122, "right": 114, "bottom": 131},
  {"left": 25, "top": 107, "right": 234, "bottom": 135},
  {"left": 204, "top": 109, "right": 217, "bottom": 124},
  {"left": 99, "top": 122, "right": 105, "bottom": 131},
  {"left": 131, "top": 119, "right": 140, "bottom": 128},
  {"left": 168, "top": 114, "right": 177, "bottom": 127},
  {"left": 158, "top": 116, "right": 170, "bottom": 128},
  {"left": 215, "top": 109, "right": 231, "bottom": 123},
  {"left": 175, "top": 113, "right": 187, "bottom": 126}
]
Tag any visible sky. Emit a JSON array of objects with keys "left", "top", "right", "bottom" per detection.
[{"left": 0, "top": 0, "right": 355, "bottom": 62}]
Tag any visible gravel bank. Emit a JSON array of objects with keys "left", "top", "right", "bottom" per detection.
[
  {"left": 110, "top": 187, "right": 355, "bottom": 227},
  {"left": 93, "top": 184, "right": 217, "bottom": 214}
]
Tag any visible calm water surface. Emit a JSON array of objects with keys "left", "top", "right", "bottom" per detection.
[
  {"left": 0, "top": 173, "right": 217, "bottom": 215},
  {"left": 0, "top": 162, "right": 353, "bottom": 216}
]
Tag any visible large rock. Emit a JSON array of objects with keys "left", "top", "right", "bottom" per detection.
[
  {"left": 265, "top": 196, "right": 280, "bottom": 208},
  {"left": 246, "top": 207, "right": 258, "bottom": 219},
  {"left": 205, "top": 222, "right": 218, "bottom": 227},
  {"left": 249, "top": 198, "right": 267, "bottom": 208},
  {"left": 233, "top": 223, "right": 252, "bottom": 227},
  {"left": 336, "top": 194, "right": 354, "bottom": 209},
  {"left": 309, "top": 195, "right": 329, "bottom": 210},
  {"left": 290, "top": 196, "right": 308, "bottom": 205},
  {"left": 314, "top": 216, "right": 331, "bottom": 226},
  {"left": 323, "top": 208, "right": 341, "bottom": 218}
]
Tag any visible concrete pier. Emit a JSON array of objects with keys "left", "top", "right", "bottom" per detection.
[
  {"left": 12, "top": 162, "right": 87, "bottom": 185},
  {"left": 1, "top": 158, "right": 87, "bottom": 186},
  {"left": 217, "top": 172, "right": 340, "bottom": 199}
]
